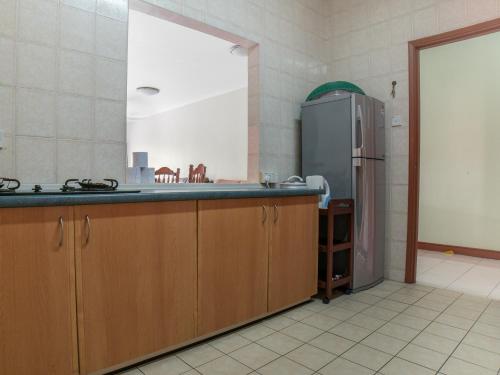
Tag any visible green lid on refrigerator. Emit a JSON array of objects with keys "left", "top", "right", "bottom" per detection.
[{"left": 306, "top": 81, "right": 365, "bottom": 101}]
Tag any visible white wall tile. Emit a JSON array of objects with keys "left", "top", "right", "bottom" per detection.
[
  {"left": 59, "top": 50, "right": 94, "bottom": 96},
  {"left": 0, "top": 86, "right": 14, "bottom": 134},
  {"left": 0, "top": 135, "right": 14, "bottom": 176},
  {"left": 57, "top": 94, "right": 93, "bottom": 139},
  {"left": 466, "top": 0, "right": 499, "bottom": 23},
  {"left": 0, "top": 0, "right": 17, "bottom": 38},
  {"left": 17, "top": 43, "right": 56, "bottom": 90},
  {"left": 57, "top": 140, "right": 92, "bottom": 181},
  {"left": 62, "top": 0, "right": 96, "bottom": 12},
  {"left": 437, "top": 0, "right": 467, "bottom": 32},
  {"left": 93, "top": 141, "right": 125, "bottom": 181},
  {"left": 18, "top": 0, "right": 58, "bottom": 46},
  {"left": 95, "top": 57, "right": 126, "bottom": 100},
  {"left": 16, "top": 88, "right": 56, "bottom": 137},
  {"left": 96, "top": 16, "right": 128, "bottom": 60},
  {"left": 0, "top": 37, "right": 15, "bottom": 86},
  {"left": 96, "top": 0, "right": 128, "bottom": 22},
  {"left": 391, "top": 185, "right": 408, "bottom": 214},
  {"left": 391, "top": 126, "right": 409, "bottom": 156},
  {"left": 95, "top": 99, "right": 125, "bottom": 142},
  {"left": 390, "top": 15, "right": 412, "bottom": 45},
  {"left": 15, "top": 136, "right": 56, "bottom": 183},
  {"left": 60, "top": 5, "right": 95, "bottom": 54},
  {"left": 370, "top": 48, "right": 391, "bottom": 77}
]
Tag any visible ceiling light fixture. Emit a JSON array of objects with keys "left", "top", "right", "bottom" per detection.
[
  {"left": 229, "top": 44, "right": 247, "bottom": 57},
  {"left": 136, "top": 86, "right": 160, "bottom": 96}
]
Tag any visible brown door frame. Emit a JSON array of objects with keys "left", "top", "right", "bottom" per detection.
[{"left": 405, "top": 17, "right": 500, "bottom": 283}]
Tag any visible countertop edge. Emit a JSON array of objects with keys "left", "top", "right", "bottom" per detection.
[{"left": 0, "top": 188, "right": 323, "bottom": 208}]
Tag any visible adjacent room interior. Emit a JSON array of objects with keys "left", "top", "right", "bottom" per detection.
[
  {"left": 412, "top": 30, "right": 500, "bottom": 298},
  {"left": 126, "top": 9, "right": 249, "bottom": 183}
]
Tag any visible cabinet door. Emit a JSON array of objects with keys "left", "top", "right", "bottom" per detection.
[
  {"left": 0, "top": 207, "right": 78, "bottom": 375},
  {"left": 75, "top": 202, "right": 197, "bottom": 374},
  {"left": 269, "top": 196, "right": 319, "bottom": 312},
  {"left": 198, "top": 199, "right": 269, "bottom": 335}
]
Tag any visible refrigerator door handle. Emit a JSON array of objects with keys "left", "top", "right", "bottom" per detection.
[{"left": 353, "top": 104, "right": 364, "bottom": 157}]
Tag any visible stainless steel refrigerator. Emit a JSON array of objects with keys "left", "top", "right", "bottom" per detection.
[{"left": 301, "top": 93, "right": 385, "bottom": 292}]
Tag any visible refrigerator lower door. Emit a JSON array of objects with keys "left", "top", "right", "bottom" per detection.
[{"left": 351, "top": 158, "right": 385, "bottom": 292}]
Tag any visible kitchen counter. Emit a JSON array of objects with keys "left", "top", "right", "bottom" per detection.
[{"left": 0, "top": 185, "right": 323, "bottom": 208}]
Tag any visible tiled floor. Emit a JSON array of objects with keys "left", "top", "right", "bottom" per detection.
[
  {"left": 118, "top": 280, "right": 500, "bottom": 375},
  {"left": 417, "top": 250, "right": 500, "bottom": 298}
]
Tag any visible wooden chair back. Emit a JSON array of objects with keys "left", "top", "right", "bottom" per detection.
[
  {"left": 155, "top": 167, "right": 180, "bottom": 183},
  {"left": 188, "top": 163, "right": 207, "bottom": 183}
]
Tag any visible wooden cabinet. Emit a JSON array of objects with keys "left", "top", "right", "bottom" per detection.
[
  {"left": 197, "top": 198, "right": 269, "bottom": 335},
  {"left": 74, "top": 202, "right": 197, "bottom": 374},
  {"left": 268, "top": 196, "right": 319, "bottom": 312},
  {"left": 0, "top": 207, "right": 78, "bottom": 375}
]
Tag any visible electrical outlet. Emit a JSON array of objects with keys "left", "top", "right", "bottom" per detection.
[{"left": 392, "top": 115, "right": 403, "bottom": 127}]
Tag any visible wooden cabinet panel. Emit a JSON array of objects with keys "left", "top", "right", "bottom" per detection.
[
  {"left": 198, "top": 199, "right": 269, "bottom": 335},
  {"left": 268, "top": 196, "right": 319, "bottom": 312},
  {"left": 75, "top": 202, "right": 197, "bottom": 374},
  {"left": 0, "top": 207, "right": 78, "bottom": 375}
]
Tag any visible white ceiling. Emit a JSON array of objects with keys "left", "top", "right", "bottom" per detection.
[{"left": 127, "top": 10, "right": 248, "bottom": 119}]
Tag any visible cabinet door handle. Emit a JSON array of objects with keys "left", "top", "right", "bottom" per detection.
[
  {"left": 85, "top": 215, "right": 91, "bottom": 245},
  {"left": 58, "top": 216, "right": 64, "bottom": 247},
  {"left": 261, "top": 205, "right": 267, "bottom": 223},
  {"left": 273, "top": 204, "right": 279, "bottom": 223}
]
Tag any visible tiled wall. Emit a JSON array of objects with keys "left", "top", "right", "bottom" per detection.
[
  {"left": 144, "top": 0, "right": 329, "bottom": 180},
  {"left": 326, "top": 0, "right": 500, "bottom": 281},
  {"left": 0, "top": 0, "right": 128, "bottom": 183}
]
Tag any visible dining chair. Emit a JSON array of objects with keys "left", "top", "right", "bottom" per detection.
[
  {"left": 155, "top": 167, "right": 180, "bottom": 183},
  {"left": 188, "top": 163, "right": 207, "bottom": 183}
]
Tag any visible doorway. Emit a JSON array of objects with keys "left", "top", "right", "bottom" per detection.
[{"left": 406, "top": 18, "right": 500, "bottom": 297}]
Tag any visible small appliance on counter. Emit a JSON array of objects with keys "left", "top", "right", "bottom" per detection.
[{"left": 279, "top": 175, "right": 307, "bottom": 189}]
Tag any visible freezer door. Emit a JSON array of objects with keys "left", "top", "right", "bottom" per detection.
[
  {"left": 301, "top": 97, "right": 352, "bottom": 198},
  {"left": 351, "top": 158, "right": 384, "bottom": 291},
  {"left": 352, "top": 94, "right": 376, "bottom": 159}
]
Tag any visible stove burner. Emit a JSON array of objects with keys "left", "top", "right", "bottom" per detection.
[
  {"left": 61, "top": 178, "right": 119, "bottom": 192},
  {"left": 0, "top": 177, "right": 20, "bottom": 193}
]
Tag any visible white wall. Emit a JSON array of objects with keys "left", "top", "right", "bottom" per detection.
[
  {"left": 326, "top": 0, "right": 500, "bottom": 281},
  {"left": 128, "top": 88, "right": 248, "bottom": 181},
  {"left": 419, "top": 31, "right": 500, "bottom": 251}
]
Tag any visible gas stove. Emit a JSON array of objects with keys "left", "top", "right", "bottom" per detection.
[{"left": 0, "top": 177, "right": 140, "bottom": 195}]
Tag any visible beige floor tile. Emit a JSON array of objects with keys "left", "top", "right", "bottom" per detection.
[
  {"left": 210, "top": 333, "right": 251, "bottom": 354},
  {"left": 398, "top": 343, "right": 447, "bottom": 370},
  {"left": 379, "top": 357, "right": 435, "bottom": 375},
  {"left": 349, "top": 291, "right": 383, "bottom": 305},
  {"left": 404, "top": 305, "right": 440, "bottom": 320},
  {"left": 391, "top": 313, "right": 431, "bottom": 330},
  {"left": 374, "top": 299, "right": 410, "bottom": 313},
  {"left": 471, "top": 322, "right": 500, "bottom": 340},
  {"left": 423, "top": 322, "right": 467, "bottom": 342},
  {"left": 335, "top": 300, "right": 371, "bottom": 313},
  {"left": 346, "top": 313, "right": 386, "bottom": 330},
  {"left": 301, "top": 313, "right": 342, "bottom": 331},
  {"left": 257, "top": 357, "right": 313, "bottom": 375},
  {"left": 361, "top": 332, "right": 407, "bottom": 355},
  {"left": 411, "top": 332, "right": 459, "bottom": 355},
  {"left": 182, "top": 370, "right": 201, "bottom": 375},
  {"left": 479, "top": 313, "right": 500, "bottom": 328},
  {"left": 229, "top": 343, "right": 279, "bottom": 370},
  {"left": 257, "top": 332, "right": 303, "bottom": 355},
  {"left": 177, "top": 345, "right": 224, "bottom": 368},
  {"left": 364, "top": 287, "right": 394, "bottom": 298},
  {"left": 377, "top": 322, "right": 420, "bottom": 341},
  {"left": 386, "top": 291, "right": 423, "bottom": 305},
  {"left": 117, "top": 369, "right": 143, "bottom": 375},
  {"left": 196, "top": 355, "right": 252, "bottom": 375},
  {"left": 452, "top": 343, "right": 500, "bottom": 371},
  {"left": 435, "top": 313, "right": 475, "bottom": 330},
  {"left": 329, "top": 322, "right": 373, "bottom": 342},
  {"left": 139, "top": 355, "right": 191, "bottom": 375},
  {"left": 445, "top": 305, "right": 483, "bottom": 320},
  {"left": 362, "top": 306, "right": 399, "bottom": 321},
  {"left": 262, "top": 315, "right": 296, "bottom": 331},
  {"left": 309, "top": 333, "right": 356, "bottom": 355},
  {"left": 319, "top": 357, "right": 374, "bottom": 375},
  {"left": 414, "top": 297, "right": 452, "bottom": 312},
  {"left": 285, "top": 344, "right": 336, "bottom": 371},
  {"left": 321, "top": 306, "right": 357, "bottom": 321},
  {"left": 463, "top": 331, "right": 500, "bottom": 354},
  {"left": 302, "top": 299, "right": 330, "bottom": 313},
  {"left": 238, "top": 324, "right": 275, "bottom": 341},
  {"left": 341, "top": 344, "right": 392, "bottom": 371},
  {"left": 441, "top": 357, "right": 497, "bottom": 375},
  {"left": 283, "top": 306, "right": 315, "bottom": 321},
  {"left": 281, "top": 322, "right": 323, "bottom": 342}
]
